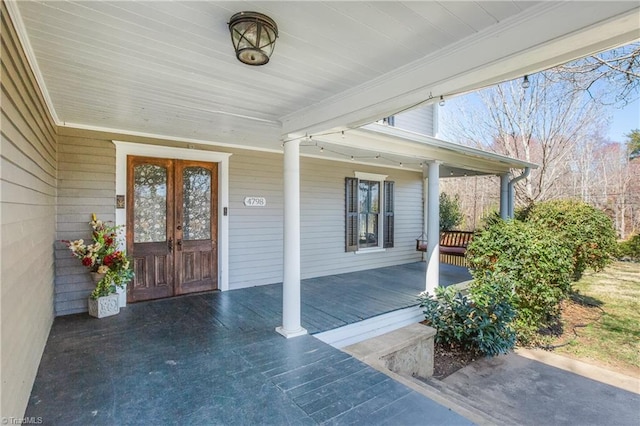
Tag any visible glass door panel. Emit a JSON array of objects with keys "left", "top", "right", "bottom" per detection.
[
  {"left": 133, "top": 164, "right": 168, "bottom": 243},
  {"left": 182, "top": 167, "right": 212, "bottom": 241}
]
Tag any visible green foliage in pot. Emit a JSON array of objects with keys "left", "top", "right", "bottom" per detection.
[{"left": 62, "top": 214, "right": 134, "bottom": 300}]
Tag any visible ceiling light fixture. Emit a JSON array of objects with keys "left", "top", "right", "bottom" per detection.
[
  {"left": 228, "top": 12, "right": 278, "bottom": 66},
  {"left": 439, "top": 96, "right": 445, "bottom": 107},
  {"left": 522, "top": 75, "right": 530, "bottom": 89}
]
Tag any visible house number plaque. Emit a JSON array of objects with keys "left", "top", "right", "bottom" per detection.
[{"left": 244, "top": 197, "right": 266, "bottom": 207}]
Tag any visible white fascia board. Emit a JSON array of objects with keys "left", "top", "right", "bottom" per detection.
[
  {"left": 360, "top": 124, "right": 538, "bottom": 170},
  {"left": 315, "top": 126, "right": 536, "bottom": 175},
  {"left": 281, "top": 3, "right": 640, "bottom": 136}
]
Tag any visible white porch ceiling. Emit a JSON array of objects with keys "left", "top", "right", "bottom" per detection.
[{"left": 7, "top": 1, "right": 640, "bottom": 151}]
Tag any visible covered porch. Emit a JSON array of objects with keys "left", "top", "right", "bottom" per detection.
[
  {"left": 26, "top": 262, "right": 472, "bottom": 424},
  {"left": 4, "top": 1, "right": 639, "bottom": 420}
]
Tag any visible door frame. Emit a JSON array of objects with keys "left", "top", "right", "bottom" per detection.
[{"left": 114, "top": 141, "right": 231, "bottom": 291}]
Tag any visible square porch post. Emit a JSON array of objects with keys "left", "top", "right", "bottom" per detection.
[{"left": 276, "top": 139, "right": 307, "bottom": 338}]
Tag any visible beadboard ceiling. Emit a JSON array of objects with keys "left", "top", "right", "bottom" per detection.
[{"left": 8, "top": 1, "right": 640, "bottom": 152}]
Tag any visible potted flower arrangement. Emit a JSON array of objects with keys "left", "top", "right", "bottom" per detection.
[{"left": 62, "top": 214, "right": 134, "bottom": 318}]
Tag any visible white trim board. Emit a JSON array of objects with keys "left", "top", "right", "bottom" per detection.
[
  {"left": 314, "top": 305, "right": 424, "bottom": 349},
  {"left": 113, "top": 141, "right": 231, "bottom": 291}
]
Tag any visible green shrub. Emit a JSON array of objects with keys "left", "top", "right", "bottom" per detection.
[
  {"left": 618, "top": 234, "right": 640, "bottom": 261},
  {"left": 419, "top": 277, "right": 516, "bottom": 356},
  {"left": 466, "top": 219, "right": 573, "bottom": 344},
  {"left": 522, "top": 200, "right": 617, "bottom": 280},
  {"left": 440, "top": 192, "right": 463, "bottom": 231}
]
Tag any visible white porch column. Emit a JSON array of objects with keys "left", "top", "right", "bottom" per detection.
[
  {"left": 276, "top": 140, "right": 307, "bottom": 338},
  {"left": 425, "top": 161, "right": 440, "bottom": 294},
  {"left": 499, "top": 173, "right": 510, "bottom": 220}
]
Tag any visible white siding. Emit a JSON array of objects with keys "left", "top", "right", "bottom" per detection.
[
  {"left": 392, "top": 105, "right": 435, "bottom": 136},
  {"left": 1, "top": 4, "right": 57, "bottom": 419},
  {"left": 300, "top": 158, "right": 423, "bottom": 278}
]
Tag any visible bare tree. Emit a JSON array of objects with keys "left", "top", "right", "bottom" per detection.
[
  {"left": 551, "top": 42, "right": 640, "bottom": 108},
  {"left": 440, "top": 176, "right": 499, "bottom": 231},
  {"left": 441, "top": 73, "right": 607, "bottom": 205}
]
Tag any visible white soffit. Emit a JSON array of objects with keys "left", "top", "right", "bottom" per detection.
[
  {"left": 282, "top": 2, "right": 640, "bottom": 135},
  {"left": 6, "top": 1, "right": 640, "bottom": 149}
]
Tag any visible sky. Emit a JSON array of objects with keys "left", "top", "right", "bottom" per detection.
[
  {"left": 608, "top": 98, "right": 640, "bottom": 143},
  {"left": 440, "top": 87, "right": 639, "bottom": 146}
]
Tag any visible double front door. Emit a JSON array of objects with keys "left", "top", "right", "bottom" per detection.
[{"left": 126, "top": 156, "right": 218, "bottom": 302}]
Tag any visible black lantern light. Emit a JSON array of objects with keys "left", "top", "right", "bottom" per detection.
[{"left": 228, "top": 12, "right": 278, "bottom": 66}]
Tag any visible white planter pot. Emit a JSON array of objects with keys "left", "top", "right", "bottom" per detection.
[
  {"left": 116, "top": 283, "right": 127, "bottom": 308},
  {"left": 88, "top": 294, "right": 120, "bottom": 318}
]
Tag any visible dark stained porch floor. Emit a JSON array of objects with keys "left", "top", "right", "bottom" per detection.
[{"left": 27, "top": 262, "right": 472, "bottom": 425}]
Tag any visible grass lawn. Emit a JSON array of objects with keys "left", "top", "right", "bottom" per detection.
[{"left": 552, "top": 261, "right": 640, "bottom": 377}]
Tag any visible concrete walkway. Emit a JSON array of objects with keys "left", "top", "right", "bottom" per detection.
[{"left": 426, "top": 349, "right": 640, "bottom": 426}]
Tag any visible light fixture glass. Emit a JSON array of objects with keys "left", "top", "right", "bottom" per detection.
[
  {"left": 522, "top": 75, "right": 530, "bottom": 89},
  {"left": 228, "top": 12, "right": 278, "bottom": 66},
  {"left": 439, "top": 96, "right": 445, "bottom": 107}
]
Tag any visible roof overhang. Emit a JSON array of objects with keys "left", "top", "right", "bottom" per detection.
[
  {"left": 6, "top": 1, "right": 639, "bottom": 150},
  {"left": 300, "top": 123, "right": 537, "bottom": 177}
]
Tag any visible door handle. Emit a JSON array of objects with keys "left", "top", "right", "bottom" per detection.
[
  {"left": 168, "top": 237, "right": 173, "bottom": 253},
  {"left": 177, "top": 239, "right": 182, "bottom": 251}
]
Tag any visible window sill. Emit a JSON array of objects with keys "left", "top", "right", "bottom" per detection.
[{"left": 355, "top": 248, "right": 386, "bottom": 254}]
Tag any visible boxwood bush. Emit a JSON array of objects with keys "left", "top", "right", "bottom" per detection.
[
  {"left": 618, "top": 234, "right": 640, "bottom": 261},
  {"left": 466, "top": 220, "right": 573, "bottom": 344},
  {"left": 520, "top": 200, "right": 617, "bottom": 280},
  {"left": 419, "top": 274, "right": 516, "bottom": 356}
]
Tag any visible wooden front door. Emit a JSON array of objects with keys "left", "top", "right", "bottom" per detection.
[{"left": 126, "top": 156, "right": 218, "bottom": 302}]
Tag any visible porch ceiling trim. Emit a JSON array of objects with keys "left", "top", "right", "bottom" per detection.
[
  {"left": 311, "top": 123, "right": 538, "bottom": 176},
  {"left": 281, "top": 3, "right": 640, "bottom": 136}
]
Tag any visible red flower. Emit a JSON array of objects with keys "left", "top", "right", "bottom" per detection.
[{"left": 82, "top": 256, "right": 93, "bottom": 267}]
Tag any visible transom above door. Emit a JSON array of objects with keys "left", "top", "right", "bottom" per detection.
[{"left": 126, "top": 156, "right": 218, "bottom": 302}]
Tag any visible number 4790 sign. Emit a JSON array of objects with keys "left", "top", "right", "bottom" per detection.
[{"left": 244, "top": 197, "right": 266, "bottom": 207}]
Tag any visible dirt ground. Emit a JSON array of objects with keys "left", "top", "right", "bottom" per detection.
[
  {"left": 431, "top": 296, "right": 639, "bottom": 380},
  {"left": 432, "top": 342, "right": 481, "bottom": 379}
]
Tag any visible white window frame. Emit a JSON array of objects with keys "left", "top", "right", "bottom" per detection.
[{"left": 354, "top": 172, "right": 388, "bottom": 253}]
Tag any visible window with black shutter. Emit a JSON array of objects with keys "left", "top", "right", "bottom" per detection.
[{"left": 345, "top": 175, "right": 394, "bottom": 252}]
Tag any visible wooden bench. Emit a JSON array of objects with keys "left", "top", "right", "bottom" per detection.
[{"left": 416, "top": 230, "right": 474, "bottom": 267}]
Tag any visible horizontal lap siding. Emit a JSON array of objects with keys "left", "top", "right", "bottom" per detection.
[
  {"left": 1, "top": 4, "right": 57, "bottom": 419},
  {"left": 300, "top": 158, "right": 423, "bottom": 278},
  {"left": 227, "top": 155, "right": 424, "bottom": 289},
  {"left": 393, "top": 105, "right": 435, "bottom": 136},
  {"left": 228, "top": 151, "right": 284, "bottom": 288},
  {"left": 55, "top": 135, "right": 116, "bottom": 315},
  {"left": 51, "top": 133, "right": 425, "bottom": 294}
]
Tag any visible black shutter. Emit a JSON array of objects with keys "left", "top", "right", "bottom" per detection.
[
  {"left": 383, "top": 181, "right": 395, "bottom": 248},
  {"left": 345, "top": 177, "right": 358, "bottom": 252}
]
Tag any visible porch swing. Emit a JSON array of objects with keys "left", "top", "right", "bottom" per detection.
[
  {"left": 416, "top": 232, "right": 428, "bottom": 252},
  {"left": 415, "top": 229, "right": 474, "bottom": 267},
  {"left": 415, "top": 177, "right": 480, "bottom": 266}
]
